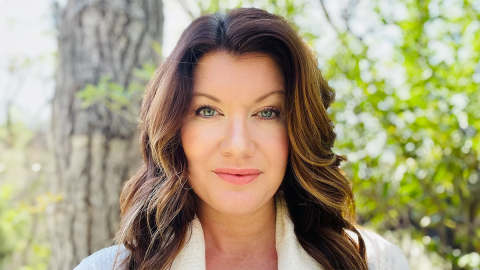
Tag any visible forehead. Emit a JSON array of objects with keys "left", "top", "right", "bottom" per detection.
[{"left": 192, "top": 51, "right": 285, "bottom": 102}]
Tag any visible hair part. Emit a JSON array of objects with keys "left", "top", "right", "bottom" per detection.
[{"left": 115, "top": 7, "right": 367, "bottom": 270}]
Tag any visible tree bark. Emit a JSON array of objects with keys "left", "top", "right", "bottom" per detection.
[{"left": 49, "top": 1, "right": 163, "bottom": 269}]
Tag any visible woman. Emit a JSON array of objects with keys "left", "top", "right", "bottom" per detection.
[{"left": 75, "top": 7, "right": 409, "bottom": 270}]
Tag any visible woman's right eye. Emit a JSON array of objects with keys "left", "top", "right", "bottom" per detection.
[{"left": 194, "top": 106, "right": 218, "bottom": 118}]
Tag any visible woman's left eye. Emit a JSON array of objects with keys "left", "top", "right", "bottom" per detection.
[{"left": 257, "top": 108, "right": 280, "bottom": 119}]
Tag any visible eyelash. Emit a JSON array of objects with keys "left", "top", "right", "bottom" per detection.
[{"left": 193, "top": 105, "right": 281, "bottom": 120}]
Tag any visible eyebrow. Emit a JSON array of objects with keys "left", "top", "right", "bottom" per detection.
[{"left": 192, "top": 90, "right": 285, "bottom": 104}]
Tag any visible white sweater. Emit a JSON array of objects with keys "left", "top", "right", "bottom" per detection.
[{"left": 75, "top": 198, "right": 410, "bottom": 270}]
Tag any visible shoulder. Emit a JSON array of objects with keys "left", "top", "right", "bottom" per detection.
[
  {"left": 347, "top": 228, "right": 410, "bottom": 270},
  {"left": 74, "top": 245, "right": 130, "bottom": 270}
]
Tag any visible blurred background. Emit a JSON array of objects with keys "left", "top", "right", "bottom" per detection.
[{"left": 0, "top": 0, "right": 479, "bottom": 269}]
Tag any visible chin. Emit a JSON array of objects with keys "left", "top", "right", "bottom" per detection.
[{"left": 207, "top": 191, "right": 274, "bottom": 216}]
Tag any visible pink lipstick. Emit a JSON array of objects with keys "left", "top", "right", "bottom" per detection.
[{"left": 213, "top": 168, "right": 262, "bottom": 186}]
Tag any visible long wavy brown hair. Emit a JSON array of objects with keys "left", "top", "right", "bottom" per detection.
[{"left": 114, "top": 7, "right": 367, "bottom": 270}]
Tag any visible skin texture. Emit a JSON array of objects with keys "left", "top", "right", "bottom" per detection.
[{"left": 180, "top": 51, "right": 289, "bottom": 269}]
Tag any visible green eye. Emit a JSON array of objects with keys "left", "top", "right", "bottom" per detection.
[
  {"left": 258, "top": 108, "right": 279, "bottom": 119},
  {"left": 260, "top": 110, "right": 273, "bottom": 118},
  {"left": 195, "top": 106, "right": 217, "bottom": 117},
  {"left": 202, "top": 108, "right": 216, "bottom": 117}
]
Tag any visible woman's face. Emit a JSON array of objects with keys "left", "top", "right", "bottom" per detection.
[{"left": 181, "top": 51, "right": 289, "bottom": 216}]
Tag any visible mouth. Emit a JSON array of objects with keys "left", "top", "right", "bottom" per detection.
[{"left": 213, "top": 168, "right": 262, "bottom": 186}]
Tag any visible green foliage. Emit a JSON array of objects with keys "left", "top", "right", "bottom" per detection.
[
  {"left": 76, "top": 62, "right": 157, "bottom": 122},
  {"left": 0, "top": 185, "right": 25, "bottom": 263},
  {"left": 0, "top": 109, "right": 35, "bottom": 149},
  {"left": 320, "top": 0, "right": 480, "bottom": 268},
  {"left": 0, "top": 118, "right": 52, "bottom": 269},
  {"left": 0, "top": 184, "right": 49, "bottom": 270}
]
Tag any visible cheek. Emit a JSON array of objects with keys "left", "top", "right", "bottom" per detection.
[
  {"left": 181, "top": 124, "right": 198, "bottom": 162},
  {"left": 258, "top": 124, "right": 289, "bottom": 171},
  {"left": 180, "top": 123, "right": 218, "bottom": 167}
]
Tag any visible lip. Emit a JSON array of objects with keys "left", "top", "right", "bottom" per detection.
[{"left": 213, "top": 168, "right": 262, "bottom": 186}]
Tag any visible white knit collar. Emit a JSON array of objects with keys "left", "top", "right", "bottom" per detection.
[{"left": 170, "top": 195, "right": 322, "bottom": 270}]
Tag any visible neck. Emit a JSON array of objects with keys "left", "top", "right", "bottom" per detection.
[{"left": 198, "top": 198, "right": 277, "bottom": 257}]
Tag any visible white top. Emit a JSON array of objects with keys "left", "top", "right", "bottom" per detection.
[{"left": 75, "top": 198, "right": 410, "bottom": 270}]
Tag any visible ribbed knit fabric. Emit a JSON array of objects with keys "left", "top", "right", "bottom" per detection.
[{"left": 74, "top": 197, "right": 409, "bottom": 270}]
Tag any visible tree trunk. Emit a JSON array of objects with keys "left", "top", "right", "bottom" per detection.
[{"left": 49, "top": 0, "right": 163, "bottom": 269}]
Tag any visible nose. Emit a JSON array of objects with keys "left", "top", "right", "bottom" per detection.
[{"left": 220, "top": 115, "right": 255, "bottom": 158}]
